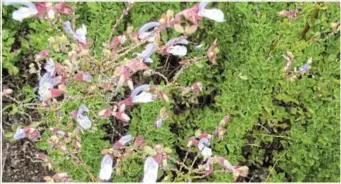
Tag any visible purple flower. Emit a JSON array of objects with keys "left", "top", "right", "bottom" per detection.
[
  {"left": 298, "top": 64, "right": 311, "bottom": 74},
  {"left": 83, "top": 72, "right": 93, "bottom": 82},
  {"left": 165, "top": 37, "right": 189, "bottom": 48},
  {"left": 133, "top": 43, "right": 156, "bottom": 63},
  {"left": 119, "top": 135, "right": 134, "bottom": 144},
  {"left": 198, "top": 138, "right": 212, "bottom": 159},
  {"left": 154, "top": 118, "right": 163, "bottom": 128},
  {"left": 130, "top": 84, "right": 155, "bottom": 104},
  {"left": 38, "top": 71, "right": 63, "bottom": 101},
  {"left": 63, "top": 21, "right": 87, "bottom": 44},
  {"left": 39, "top": 73, "right": 53, "bottom": 87},
  {"left": 13, "top": 128, "right": 26, "bottom": 140},
  {"left": 99, "top": 154, "right": 113, "bottom": 181},
  {"left": 44, "top": 58, "right": 55, "bottom": 75},
  {"left": 75, "top": 104, "right": 92, "bottom": 130},
  {"left": 164, "top": 37, "right": 189, "bottom": 57},
  {"left": 138, "top": 22, "right": 160, "bottom": 40},
  {"left": 38, "top": 75, "right": 54, "bottom": 101},
  {"left": 113, "top": 134, "right": 134, "bottom": 149}
]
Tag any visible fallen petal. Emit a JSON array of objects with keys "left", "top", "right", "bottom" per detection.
[
  {"left": 143, "top": 156, "right": 159, "bottom": 183},
  {"left": 99, "top": 154, "right": 113, "bottom": 181},
  {"left": 198, "top": 8, "right": 225, "bottom": 22}
]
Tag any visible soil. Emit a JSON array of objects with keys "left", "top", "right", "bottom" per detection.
[
  {"left": 1, "top": 138, "right": 54, "bottom": 182},
  {"left": 2, "top": 55, "right": 41, "bottom": 130},
  {"left": 2, "top": 55, "right": 53, "bottom": 182}
]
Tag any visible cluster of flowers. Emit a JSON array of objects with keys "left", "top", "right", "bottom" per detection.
[
  {"left": 189, "top": 116, "right": 248, "bottom": 181},
  {"left": 4, "top": 1, "right": 71, "bottom": 22},
  {"left": 3, "top": 1, "right": 252, "bottom": 182},
  {"left": 99, "top": 135, "right": 145, "bottom": 181}
]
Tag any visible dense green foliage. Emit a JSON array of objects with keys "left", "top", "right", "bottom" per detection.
[{"left": 2, "top": 2, "right": 340, "bottom": 182}]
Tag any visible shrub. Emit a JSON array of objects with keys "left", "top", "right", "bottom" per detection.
[{"left": 2, "top": 1, "right": 339, "bottom": 182}]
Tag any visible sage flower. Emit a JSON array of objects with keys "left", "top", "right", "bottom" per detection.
[
  {"left": 130, "top": 84, "right": 155, "bottom": 104},
  {"left": 187, "top": 136, "right": 212, "bottom": 159},
  {"left": 298, "top": 64, "right": 311, "bottom": 74},
  {"left": 198, "top": 137, "right": 212, "bottom": 159},
  {"left": 133, "top": 43, "right": 156, "bottom": 63},
  {"left": 297, "top": 57, "right": 312, "bottom": 75},
  {"left": 44, "top": 58, "right": 55, "bottom": 75},
  {"left": 113, "top": 135, "right": 134, "bottom": 149},
  {"left": 13, "top": 128, "right": 26, "bottom": 140},
  {"left": 63, "top": 21, "right": 87, "bottom": 44},
  {"left": 39, "top": 73, "right": 63, "bottom": 87},
  {"left": 38, "top": 74, "right": 64, "bottom": 101},
  {"left": 138, "top": 22, "right": 160, "bottom": 40},
  {"left": 73, "top": 104, "right": 92, "bottom": 130},
  {"left": 99, "top": 154, "right": 113, "bottom": 181},
  {"left": 154, "top": 107, "right": 169, "bottom": 128},
  {"left": 181, "top": 2, "right": 225, "bottom": 24},
  {"left": 154, "top": 118, "right": 163, "bottom": 128},
  {"left": 143, "top": 156, "right": 159, "bottom": 183},
  {"left": 197, "top": 2, "right": 225, "bottom": 22},
  {"left": 133, "top": 91, "right": 155, "bottom": 103},
  {"left": 163, "top": 37, "right": 189, "bottom": 57},
  {"left": 26, "top": 127, "right": 41, "bottom": 140},
  {"left": 4, "top": 1, "right": 38, "bottom": 22},
  {"left": 164, "top": 37, "right": 190, "bottom": 48},
  {"left": 14, "top": 126, "right": 40, "bottom": 141}
]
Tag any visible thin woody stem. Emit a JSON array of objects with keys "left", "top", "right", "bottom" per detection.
[
  {"left": 179, "top": 150, "right": 189, "bottom": 172},
  {"left": 167, "top": 156, "right": 191, "bottom": 171},
  {"left": 109, "top": 2, "right": 134, "bottom": 40},
  {"left": 71, "top": 2, "right": 77, "bottom": 30},
  {"left": 76, "top": 154, "right": 97, "bottom": 182}
]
